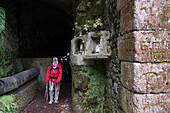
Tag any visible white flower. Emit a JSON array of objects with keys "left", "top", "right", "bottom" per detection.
[
  {"left": 100, "top": 23, "right": 103, "bottom": 26},
  {"left": 75, "top": 22, "right": 78, "bottom": 25},
  {"left": 97, "top": 22, "right": 100, "bottom": 25},
  {"left": 93, "top": 23, "right": 97, "bottom": 28},
  {"left": 84, "top": 28, "right": 88, "bottom": 31}
]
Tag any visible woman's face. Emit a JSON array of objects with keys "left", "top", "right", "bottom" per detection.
[{"left": 53, "top": 60, "right": 57, "bottom": 64}]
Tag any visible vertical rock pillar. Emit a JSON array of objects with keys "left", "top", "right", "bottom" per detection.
[{"left": 117, "top": 0, "right": 170, "bottom": 112}]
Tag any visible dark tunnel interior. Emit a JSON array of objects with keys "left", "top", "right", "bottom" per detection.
[{"left": 5, "top": 0, "right": 74, "bottom": 58}]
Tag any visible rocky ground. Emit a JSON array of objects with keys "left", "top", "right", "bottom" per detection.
[{"left": 21, "top": 82, "right": 72, "bottom": 113}]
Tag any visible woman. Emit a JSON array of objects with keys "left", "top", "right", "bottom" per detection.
[{"left": 45, "top": 57, "right": 62, "bottom": 104}]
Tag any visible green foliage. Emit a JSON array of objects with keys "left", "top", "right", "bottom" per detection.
[
  {"left": 74, "top": 0, "right": 107, "bottom": 36},
  {"left": 0, "top": 95, "right": 18, "bottom": 113},
  {"left": 81, "top": 65, "right": 107, "bottom": 112},
  {"left": 0, "top": 7, "right": 11, "bottom": 78},
  {"left": 15, "top": 58, "right": 23, "bottom": 73},
  {"left": 0, "top": 47, "right": 16, "bottom": 78},
  {"left": 0, "top": 33, "right": 4, "bottom": 47}
]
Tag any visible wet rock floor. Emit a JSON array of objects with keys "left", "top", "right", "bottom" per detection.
[{"left": 21, "top": 82, "right": 72, "bottom": 113}]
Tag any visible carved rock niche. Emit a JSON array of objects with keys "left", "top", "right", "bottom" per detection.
[
  {"left": 71, "top": 36, "right": 90, "bottom": 65},
  {"left": 84, "top": 30, "right": 111, "bottom": 60},
  {"left": 70, "top": 31, "right": 111, "bottom": 65},
  {"left": 72, "top": 38, "right": 85, "bottom": 55}
]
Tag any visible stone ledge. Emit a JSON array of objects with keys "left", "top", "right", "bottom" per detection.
[
  {"left": 121, "top": 62, "right": 170, "bottom": 93},
  {"left": 120, "top": 0, "right": 170, "bottom": 34},
  {"left": 16, "top": 79, "right": 38, "bottom": 112},
  {"left": 118, "top": 31, "right": 170, "bottom": 62},
  {"left": 118, "top": 86, "right": 170, "bottom": 113},
  {"left": 83, "top": 54, "right": 110, "bottom": 60},
  {"left": 9, "top": 79, "right": 38, "bottom": 112},
  {"left": 70, "top": 54, "right": 95, "bottom": 66}
]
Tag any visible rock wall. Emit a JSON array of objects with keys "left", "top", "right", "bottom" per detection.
[
  {"left": 72, "top": 0, "right": 169, "bottom": 113},
  {"left": 104, "top": 0, "right": 122, "bottom": 112},
  {"left": 21, "top": 58, "right": 52, "bottom": 89},
  {"left": 70, "top": 64, "right": 107, "bottom": 112},
  {"left": 2, "top": 0, "right": 19, "bottom": 53},
  {"left": 0, "top": 0, "right": 23, "bottom": 78},
  {"left": 117, "top": 0, "right": 170, "bottom": 112},
  {"left": 71, "top": 0, "right": 121, "bottom": 112}
]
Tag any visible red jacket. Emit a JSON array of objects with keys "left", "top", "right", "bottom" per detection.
[{"left": 45, "top": 63, "right": 62, "bottom": 83}]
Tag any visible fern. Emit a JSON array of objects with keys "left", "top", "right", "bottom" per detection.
[
  {"left": 0, "top": 7, "right": 5, "bottom": 34},
  {"left": 0, "top": 95, "right": 18, "bottom": 113},
  {"left": 0, "top": 7, "right": 5, "bottom": 47}
]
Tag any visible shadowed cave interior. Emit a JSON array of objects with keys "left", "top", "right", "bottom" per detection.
[{"left": 6, "top": 0, "right": 74, "bottom": 58}]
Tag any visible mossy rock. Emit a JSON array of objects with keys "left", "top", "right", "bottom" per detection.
[
  {"left": 0, "top": 47, "right": 16, "bottom": 78},
  {"left": 0, "top": 79, "right": 39, "bottom": 112},
  {"left": 15, "top": 58, "right": 23, "bottom": 73},
  {"left": 73, "top": 71, "right": 89, "bottom": 91},
  {"left": 72, "top": 93, "right": 84, "bottom": 113}
]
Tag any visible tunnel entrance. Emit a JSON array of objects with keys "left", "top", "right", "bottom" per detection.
[
  {"left": 1, "top": 0, "right": 169, "bottom": 112},
  {"left": 1, "top": 0, "right": 73, "bottom": 112},
  {"left": 15, "top": 0, "right": 74, "bottom": 58}
]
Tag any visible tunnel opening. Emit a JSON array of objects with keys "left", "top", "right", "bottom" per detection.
[
  {"left": 1, "top": 0, "right": 74, "bottom": 79},
  {"left": 15, "top": 0, "right": 74, "bottom": 58},
  {"left": 14, "top": 0, "right": 74, "bottom": 98},
  {"left": 0, "top": 0, "right": 73, "bottom": 112}
]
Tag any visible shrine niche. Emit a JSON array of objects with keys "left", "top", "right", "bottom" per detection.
[
  {"left": 73, "top": 38, "right": 84, "bottom": 54},
  {"left": 70, "top": 30, "right": 111, "bottom": 65},
  {"left": 71, "top": 36, "right": 94, "bottom": 65},
  {"left": 84, "top": 30, "right": 111, "bottom": 60}
]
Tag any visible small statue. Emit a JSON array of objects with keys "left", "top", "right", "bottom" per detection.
[
  {"left": 79, "top": 30, "right": 82, "bottom": 36},
  {"left": 96, "top": 44, "right": 100, "bottom": 53},
  {"left": 80, "top": 40, "right": 84, "bottom": 53}
]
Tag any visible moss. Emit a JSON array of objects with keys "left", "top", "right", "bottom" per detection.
[
  {"left": 0, "top": 47, "right": 16, "bottom": 78},
  {"left": 149, "top": 7, "right": 152, "bottom": 13},
  {"left": 80, "top": 65, "right": 107, "bottom": 112},
  {"left": 71, "top": 63, "right": 108, "bottom": 112},
  {"left": 165, "top": 84, "right": 169, "bottom": 87},
  {"left": 113, "top": 66, "right": 118, "bottom": 73},
  {"left": 112, "top": 48, "right": 117, "bottom": 58},
  {"left": 72, "top": 93, "right": 85, "bottom": 113},
  {"left": 15, "top": 58, "right": 23, "bottom": 73},
  {"left": 0, "top": 46, "right": 23, "bottom": 78},
  {"left": 73, "top": 71, "right": 89, "bottom": 91},
  {"left": 155, "top": 62, "right": 170, "bottom": 65},
  {"left": 0, "top": 33, "right": 4, "bottom": 47},
  {"left": 114, "top": 59, "right": 119, "bottom": 66}
]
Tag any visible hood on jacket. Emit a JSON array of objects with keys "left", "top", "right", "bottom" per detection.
[{"left": 50, "top": 63, "right": 61, "bottom": 67}]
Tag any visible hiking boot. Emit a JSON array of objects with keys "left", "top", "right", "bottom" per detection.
[
  {"left": 49, "top": 100, "right": 53, "bottom": 105},
  {"left": 54, "top": 100, "right": 58, "bottom": 103}
]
